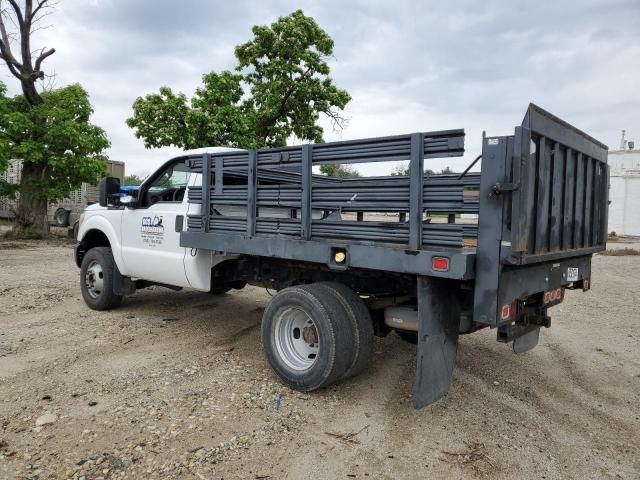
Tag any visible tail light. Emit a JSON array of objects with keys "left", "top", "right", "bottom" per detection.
[
  {"left": 543, "top": 288, "right": 565, "bottom": 305},
  {"left": 432, "top": 257, "right": 449, "bottom": 272},
  {"left": 500, "top": 301, "right": 518, "bottom": 321}
]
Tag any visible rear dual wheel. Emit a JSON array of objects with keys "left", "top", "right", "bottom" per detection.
[{"left": 261, "top": 283, "right": 373, "bottom": 391}]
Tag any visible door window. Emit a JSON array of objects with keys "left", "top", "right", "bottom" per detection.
[{"left": 146, "top": 161, "right": 191, "bottom": 205}]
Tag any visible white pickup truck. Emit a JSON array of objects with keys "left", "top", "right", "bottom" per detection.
[{"left": 75, "top": 108, "right": 609, "bottom": 408}]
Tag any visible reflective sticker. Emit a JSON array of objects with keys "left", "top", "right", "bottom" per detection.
[
  {"left": 567, "top": 267, "right": 579, "bottom": 282},
  {"left": 488, "top": 138, "right": 500, "bottom": 145}
]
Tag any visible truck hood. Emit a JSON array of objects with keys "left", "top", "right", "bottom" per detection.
[{"left": 85, "top": 203, "right": 104, "bottom": 212}]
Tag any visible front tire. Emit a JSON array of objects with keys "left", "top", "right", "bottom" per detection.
[
  {"left": 261, "top": 284, "right": 354, "bottom": 391},
  {"left": 80, "top": 247, "right": 123, "bottom": 311}
]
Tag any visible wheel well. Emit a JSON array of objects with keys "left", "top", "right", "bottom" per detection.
[
  {"left": 83, "top": 229, "right": 111, "bottom": 249},
  {"left": 76, "top": 229, "right": 111, "bottom": 267}
]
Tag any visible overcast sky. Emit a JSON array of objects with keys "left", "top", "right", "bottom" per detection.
[{"left": 6, "top": 0, "right": 639, "bottom": 176}]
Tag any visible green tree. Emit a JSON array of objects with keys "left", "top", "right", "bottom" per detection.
[
  {"left": 127, "top": 10, "right": 351, "bottom": 150},
  {"left": 440, "top": 166, "right": 453, "bottom": 174},
  {"left": 0, "top": 1, "right": 109, "bottom": 236},
  {"left": 390, "top": 162, "right": 436, "bottom": 176},
  {"left": 319, "top": 164, "right": 360, "bottom": 178},
  {"left": 0, "top": 83, "right": 110, "bottom": 206},
  {"left": 123, "top": 174, "right": 145, "bottom": 186}
]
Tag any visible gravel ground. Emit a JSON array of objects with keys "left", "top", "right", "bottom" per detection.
[{"left": 0, "top": 240, "right": 638, "bottom": 480}]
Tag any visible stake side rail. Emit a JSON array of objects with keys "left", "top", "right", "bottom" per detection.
[{"left": 180, "top": 130, "right": 479, "bottom": 277}]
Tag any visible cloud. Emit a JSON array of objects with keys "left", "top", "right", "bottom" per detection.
[{"left": 3, "top": 0, "right": 638, "bottom": 176}]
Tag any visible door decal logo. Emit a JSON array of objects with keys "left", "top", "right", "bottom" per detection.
[{"left": 141, "top": 216, "right": 164, "bottom": 246}]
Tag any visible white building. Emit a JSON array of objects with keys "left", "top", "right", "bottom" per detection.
[{"left": 607, "top": 141, "right": 640, "bottom": 237}]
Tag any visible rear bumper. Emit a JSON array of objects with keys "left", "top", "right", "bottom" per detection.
[{"left": 474, "top": 254, "right": 592, "bottom": 324}]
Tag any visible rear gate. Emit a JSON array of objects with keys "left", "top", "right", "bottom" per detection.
[{"left": 474, "top": 104, "right": 609, "bottom": 334}]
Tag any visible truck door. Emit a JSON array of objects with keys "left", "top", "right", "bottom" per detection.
[{"left": 121, "top": 159, "right": 191, "bottom": 287}]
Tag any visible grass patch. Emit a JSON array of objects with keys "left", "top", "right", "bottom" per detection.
[
  {"left": 600, "top": 248, "right": 640, "bottom": 256},
  {"left": 2, "top": 229, "right": 45, "bottom": 240}
]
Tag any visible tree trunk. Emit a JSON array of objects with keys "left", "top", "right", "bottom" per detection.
[{"left": 13, "top": 162, "right": 49, "bottom": 237}]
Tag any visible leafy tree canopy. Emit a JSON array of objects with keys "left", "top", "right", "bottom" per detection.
[
  {"left": 391, "top": 163, "right": 451, "bottom": 176},
  {"left": 127, "top": 10, "right": 351, "bottom": 150},
  {"left": 123, "top": 174, "right": 145, "bottom": 186},
  {"left": 319, "top": 164, "right": 360, "bottom": 178},
  {"left": 0, "top": 82, "right": 110, "bottom": 200}
]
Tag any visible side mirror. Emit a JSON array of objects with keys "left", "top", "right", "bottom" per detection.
[{"left": 99, "top": 177, "right": 121, "bottom": 207}]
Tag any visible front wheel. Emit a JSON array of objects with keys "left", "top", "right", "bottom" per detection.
[{"left": 80, "top": 247, "right": 123, "bottom": 311}]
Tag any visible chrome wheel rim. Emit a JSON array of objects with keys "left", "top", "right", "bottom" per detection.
[
  {"left": 273, "top": 307, "right": 319, "bottom": 371},
  {"left": 85, "top": 260, "right": 104, "bottom": 299}
]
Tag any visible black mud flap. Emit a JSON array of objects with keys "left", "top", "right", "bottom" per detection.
[
  {"left": 513, "top": 327, "right": 540, "bottom": 354},
  {"left": 113, "top": 265, "right": 136, "bottom": 297},
  {"left": 412, "top": 277, "right": 461, "bottom": 409}
]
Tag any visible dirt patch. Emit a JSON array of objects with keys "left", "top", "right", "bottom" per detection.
[
  {"left": 0, "top": 241, "right": 33, "bottom": 250},
  {"left": 0, "top": 245, "right": 638, "bottom": 479},
  {"left": 600, "top": 248, "right": 640, "bottom": 256}
]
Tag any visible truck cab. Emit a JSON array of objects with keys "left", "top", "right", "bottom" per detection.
[{"left": 75, "top": 148, "right": 239, "bottom": 300}]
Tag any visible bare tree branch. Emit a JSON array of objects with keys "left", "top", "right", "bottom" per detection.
[
  {"left": 34, "top": 46, "right": 54, "bottom": 72},
  {"left": 0, "top": 7, "right": 22, "bottom": 80},
  {"left": 19, "top": 0, "right": 34, "bottom": 76},
  {"left": 32, "top": 0, "right": 49, "bottom": 19},
  {"left": 40, "top": 70, "right": 55, "bottom": 92},
  {"left": 0, "top": 0, "right": 54, "bottom": 104},
  {"left": 6, "top": 0, "right": 24, "bottom": 29},
  {"left": 31, "top": 1, "right": 55, "bottom": 28},
  {"left": 325, "top": 107, "right": 349, "bottom": 134}
]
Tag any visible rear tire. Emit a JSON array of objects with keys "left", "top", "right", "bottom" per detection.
[
  {"left": 261, "top": 284, "right": 354, "bottom": 391},
  {"left": 54, "top": 208, "right": 70, "bottom": 227},
  {"left": 316, "top": 282, "right": 374, "bottom": 379},
  {"left": 80, "top": 247, "right": 123, "bottom": 311}
]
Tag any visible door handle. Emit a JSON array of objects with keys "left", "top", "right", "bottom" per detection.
[{"left": 175, "top": 215, "right": 184, "bottom": 232}]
